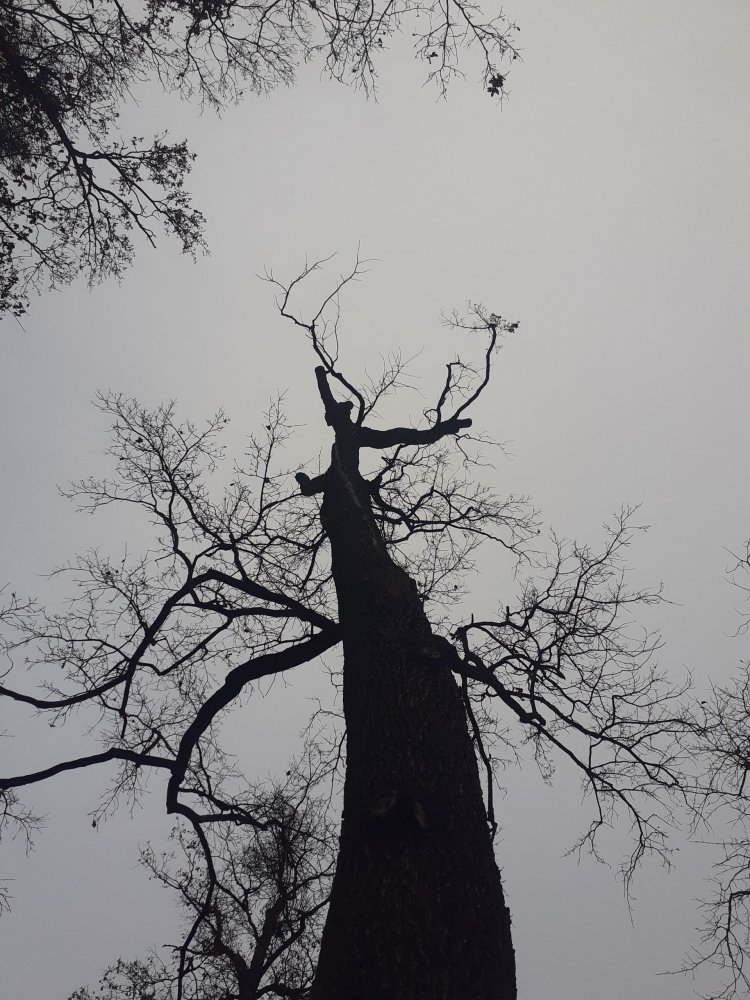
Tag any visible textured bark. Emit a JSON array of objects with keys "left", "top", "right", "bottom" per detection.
[{"left": 308, "top": 396, "right": 516, "bottom": 1000}]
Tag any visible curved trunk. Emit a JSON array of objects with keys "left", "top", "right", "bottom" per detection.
[{"left": 310, "top": 433, "right": 516, "bottom": 1000}]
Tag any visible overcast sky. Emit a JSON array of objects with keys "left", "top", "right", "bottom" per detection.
[{"left": 1, "top": 2, "right": 749, "bottom": 998}]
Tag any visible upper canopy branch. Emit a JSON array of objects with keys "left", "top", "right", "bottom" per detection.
[
  {"left": 271, "top": 258, "right": 515, "bottom": 446},
  {"left": 312, "top": 362, "right": 474, "bottom": 451},
  {"left": 358, "top": 416, "right": 473, "bottom": 450},
  {"left": 265, "top": 257, "right": 369, "bottom": 424}
]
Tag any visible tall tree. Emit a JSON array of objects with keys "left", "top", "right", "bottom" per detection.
[
  {"left": 0, "top": 1, "right": 518, "bottom": 318},
  {"left": 0, "top": 262, "right": 687, "bottom": 997}
]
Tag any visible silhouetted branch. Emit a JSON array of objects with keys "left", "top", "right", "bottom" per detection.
[
  {"left": 166, "top": 629, "right": 341, "bottom": 816},
  {"left": 358, "top": 417, "right": 473, "bottom": 449},
  {"left": 452, "top": 508, "right": 692, "bottom": 884},
  {"left": 679, "top": 543, "right": 750, "bottom": 997},
  {"left": 0, "top": 748, "right": 174, "bottom": 792},
  {"left": 68, "top": 755, "right": 335, "bottom": 1000}
]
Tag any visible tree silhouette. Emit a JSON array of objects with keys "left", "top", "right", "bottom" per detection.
[
  {"left": 68, "top": 756, "right": 335, "bottom": 1000},
  {"left": 680, "top": 541, "right": 750, "bottom": 999},
  {"left": 0, "top": 1, "right": 519, "bottom": 317},
  {"left": 0, "top": 260, "right": 689, "bottom": 998}
]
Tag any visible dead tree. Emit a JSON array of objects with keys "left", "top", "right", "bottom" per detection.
[{"left": 1, "top": 259, "right": 689, "bottom": 998}]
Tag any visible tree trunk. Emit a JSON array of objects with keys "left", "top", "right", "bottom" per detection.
[{"left": 309, "top": 425, "right": 516, "bottom": 1000}]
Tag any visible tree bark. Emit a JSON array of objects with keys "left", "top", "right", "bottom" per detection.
[{"left": 308, "top": 401, "right": 516, "bottom": 1000}]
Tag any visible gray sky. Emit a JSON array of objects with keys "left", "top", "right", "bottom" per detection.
[{"left": 1, "top": 2, "right": 749, "bottom": 997}]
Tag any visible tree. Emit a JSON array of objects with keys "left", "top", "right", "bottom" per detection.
[
  {"left": 68, "top": 759, "right": 336, "bottom": 1000},
  {"left": 0, "top": 1, "right": 204, "bottom": 319},
  {"left": 0, "top": 1, "right": 519, "bottom": 318},
  {"left": 0, "top": 260, "right": 689, "bottom": 998},
  {"left": 680, "top": 541, "right": 750, "bottom": 999}
]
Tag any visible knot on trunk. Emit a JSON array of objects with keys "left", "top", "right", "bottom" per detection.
[
  {"left": 295, "top": 470, "right": 328, "bottom": 495},
  {"left": 413, "top": 635, "right": 462, "bottom": 669},
  {"left": 364, "top": 790, "right": 429, "bottom": 852}
]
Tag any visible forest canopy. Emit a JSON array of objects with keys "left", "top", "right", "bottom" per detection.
[{"left": 0, "top": 0, "right": 518, "bottom": 317}]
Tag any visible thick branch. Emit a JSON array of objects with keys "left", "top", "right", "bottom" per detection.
[
  {"left": 358, "top": 416, "right": 472, "bottom": 450},
  {"left": 0, "top": 748, "right": 174, "bottom": 791},
  {"left": 166, "top": 628, "right": 341, "bottom": 811},
  {"left": 295, "top": 471, "right": 328, "bottom": 496},
  {"left": 314, "top": 366, "right": 354, "bottom": 429},
  {"left": 0, "top": 674, "right": 126, "bottom": 710},
  {"left": 0, "top": 567, "right": 335, "bottom": 713},
  {"left": 200, "top": 569, "right": 335, "bottom": 632},
  {"left": 452, "top": 654, "right": 546, "bottom": 726}
]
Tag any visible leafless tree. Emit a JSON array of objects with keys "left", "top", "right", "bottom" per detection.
[
  {"left": 68, "top": 757, "right": 335, "bottom": 1000},
  {"left": 679, "top": 542, "right": 750, "bottom": 999},
  {"left": 1, "top": 259, "right": 691, "bottom": 999},
  {"left": 0, "top": 0, "right": 519, "bottom": 317}
]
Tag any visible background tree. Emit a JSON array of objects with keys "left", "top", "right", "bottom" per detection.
[
  {"left": 0, "top": 261, "right": 690, "bottom": 998},
  {"left": 0, "top": 1, "right": 204, "bottom": 318},
  {"left": 0, "top": 0, "right": 518, "bottom": 318},
  {"left": 68, "top": 760, "right": 335, "bottom": 1000},
  {"left": 680, "top": 541, "right": 750, "bottom": 999}
]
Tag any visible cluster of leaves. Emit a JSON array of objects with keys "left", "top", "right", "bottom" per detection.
[{"left": 0, "top": 0, "right": 519, "bottom": 318}]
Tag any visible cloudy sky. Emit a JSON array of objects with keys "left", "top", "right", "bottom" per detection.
[{"left": 1, "top": 2, "right": 749, "bottom": 998}]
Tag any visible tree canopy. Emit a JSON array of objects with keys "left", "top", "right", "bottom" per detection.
[
  {"left": 68, "top": 757, "right": 335, "bottom": 1000},
  {"left": 0, "top": 0, "right": 518, "bottom": 318},
  {"left": 0, "top": 259, "right": 697, "bottom": 998},
  {"left": 676, "top": 542, "right": 750, "bottom": 999},
  {"left": 0, "top": 3, "right": 748, "bottom": 997}
]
